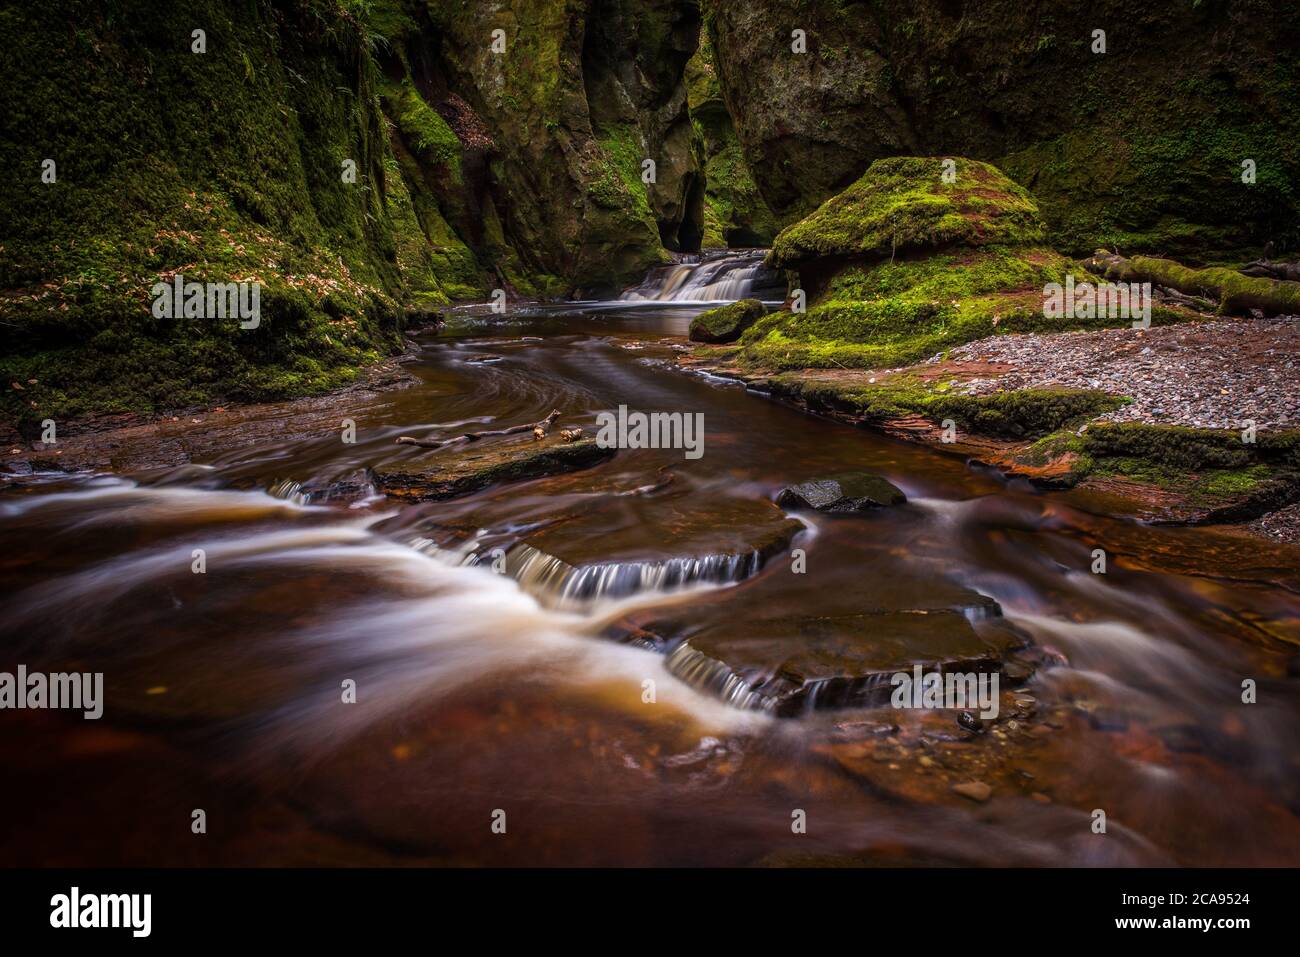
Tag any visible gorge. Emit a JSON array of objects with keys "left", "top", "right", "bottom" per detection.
[{"left": 1, "top": 0, "right": 1298, "bottom": 871}]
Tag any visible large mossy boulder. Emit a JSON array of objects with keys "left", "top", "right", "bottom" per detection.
[
  {"left": 705, "top": 0, "right": 1300, "bottom": 258},
  {"left": 766, "top": 157, "right": 1044, "bottom": 272},
  {"left": 689, "top": 298, "right": 766, "bottom": 343},
  {"left": 733, "top": 156, "right": 1200, "bottom": 372},
  {"left": 736, "top": 157, "right": 1092, "bottom": 371}
]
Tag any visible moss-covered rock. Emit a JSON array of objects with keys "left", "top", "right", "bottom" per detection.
[
  {"left": 731, "top": 157, "right": 1197, "bottom": 373},
  {"left": 767, "top": 157, "right": 1044, "bottom": 271},
  {"left": 689, "top": 298, "right": 765, "bottom": 343},
  {"left": 1056, "top": 422, "right": 1300, "bottom": 518},
  {"left": 1082, "top": 422, "right": 1300, "bottom": 473},
  {"left": 424, "top": 0, "right": 706, "bottom": 289},
  {"left": 770, "top": 376, "right": 1126, "bottom": 441}
]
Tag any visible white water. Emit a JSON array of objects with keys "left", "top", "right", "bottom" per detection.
[
  {"left": 1, "top": 477, "right": 770, "bottom": 741},
  {"left": 618, "top": 250, "right": 783, "bottom": 303}
]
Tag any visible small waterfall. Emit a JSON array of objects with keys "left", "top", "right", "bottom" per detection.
[
  {"left": 619, "top": 250, "right": 784, "bottom": 303},
  {"left": 664, "top": 642, "right": 777, "bottom": 712},
  {"left": 266, "top": 470, "right": 378, "bottom": 506},
  {"left": 502, "top": 543, "right": 765, "bottom": 606},
  {"left": 267, "top": 479, "right": 307, "bottom": 504}
]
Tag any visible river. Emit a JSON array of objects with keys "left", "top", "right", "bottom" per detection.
[{"left": 2, "top": 256, "right": 1298, "bottom": 866}]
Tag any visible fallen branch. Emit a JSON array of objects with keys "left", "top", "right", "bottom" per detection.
[
  {"left": 1240, "top": 259, "right": 1300, "bottom": 282},
  {"left": 396, "top": 410, "right": 562, "bottom": 450},
  {"left": 1155, "top": 284, "right": 1216, "bottom": 312},
  {"left": 1239, "top": 242, "right": 1300, "bottom": 282},
  {"left": 1086, "top": 250, "right": 1300, "bottom": 317}
]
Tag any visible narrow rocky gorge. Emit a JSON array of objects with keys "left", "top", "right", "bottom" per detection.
[{"left": 1, "top": 0, "right": 1299, "bottom": 873}]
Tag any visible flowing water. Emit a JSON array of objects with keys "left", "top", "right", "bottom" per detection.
[
  {"left": 617, "top": 249, "right": 785, "bottom": 303},
  {"left": 2, "top": 263, "right": 1299, "bottom": 866}
]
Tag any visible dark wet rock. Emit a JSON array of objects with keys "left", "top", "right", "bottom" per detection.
[
  {"left": 833, "top": 720, "right": 899, "bottom": 740},
  {"left": 402, "top": 304, "right": 445, "bottom": 329},
  {"left": 296, "top": 469, "right": 378, "bottom": 505},
  {"left": 375, "top": 437, "right": 614, "bottom": 502},
  {"left": 957, "top": 711, "right": 984, "bottom": 734},
  {"left": 1155, "top": 724, "right": 1211, "bottom": 754},
  {"left": 1086, "top": 708, "right": 1130, "bottom": 732},
  {"left": 688, "top": 298, "right": 765, "bottom": 344},
  {"left": 775, "top": 472, "right": 906, "bottom": 512}
]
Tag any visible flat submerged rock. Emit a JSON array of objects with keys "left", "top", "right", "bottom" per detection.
[
  {"left": 639, "top": 567, "right": 1028, "bottom": 716},
  {"left": 508, "top": 495, "right": 804, "bottom": 603},
  {"left": 375, "top": 437, "right": 614, "bottom": 502}
]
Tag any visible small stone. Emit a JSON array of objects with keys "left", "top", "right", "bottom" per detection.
[
  {"left": 951, "top": 781, "right": 992, "bottom": 802},
  {"left": 1030, "top": 792, "right": 1052, "bottom": 804},
  {"left": 957, "top": 710, "right": 983, "bottom": 733}
]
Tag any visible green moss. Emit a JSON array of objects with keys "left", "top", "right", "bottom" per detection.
[
  {"left": 689, "top": 298, "right": 765, "bottom": 343},
  {"left": 385, "top": 137, "right": 485, "bottom": 301},
  {"left": 686, "top": 28, "right": 779, "bottom": 247},
  {"left": 1069, "top": 422, "right": 1300, "bottom": 506},
  {"left": 1082, "top": 422, "right": 1300, "bottom": 472},
  {"left": 1000, "top": 100, "right": 1300, "bottom": 259},
  {"left": 382, "top": 78, "right": 463, "bottom": 178},
  {"left": 767, "top": 157, "right": 1045, "bottom": 270},
  {"left": 770, "top": 374, "right": 1125, "bottom": 440},
  {"left": 0, "top": 0, "right": 481, "bottom": 426},
  {"left": 736, "top": 246, "right": 1198, "bottom": 372},
  {"left": 1099, "top": 256, "right": 1300, "bottom": 317},
  {"left": 588, "top": 125, "right": 655, "bottom": 226}
]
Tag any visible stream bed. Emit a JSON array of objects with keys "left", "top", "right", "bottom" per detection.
[{"left": 2, "top": 296, "right": 1299, "bottom": 867}]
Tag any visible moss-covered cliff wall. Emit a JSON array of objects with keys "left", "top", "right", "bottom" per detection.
[
  {"left": 705, "top": 0, "right": 1300, "bottom": 258},
  {"left": 685, "top": 28, "right": 779, "bottom": 247},
  {"left": 0, "top": 0, "right": 422, "bottom": 425},
  {"left": 0, "top": 0, "right": 713, "bottom": 424}
]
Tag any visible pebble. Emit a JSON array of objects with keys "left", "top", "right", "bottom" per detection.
[{"left": 951, "top": 781, "right": 992, "bottom": 802}]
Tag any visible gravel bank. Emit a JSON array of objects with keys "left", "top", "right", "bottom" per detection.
[{"left": 934, "top": 317, "right": 1299, "bottom": 430}]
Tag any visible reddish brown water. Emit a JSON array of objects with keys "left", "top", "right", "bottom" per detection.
[{"left": 2, "top": 303, "right": 1298, "bottom": 866}]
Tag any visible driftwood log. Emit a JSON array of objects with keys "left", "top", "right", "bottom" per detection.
[
  {"left": 1240, "top": 242, "right": 1300, "bottom": 282},
  {"left": 396, "top": 410, "right": 562, "bottom": 450},
  {"left": 1085, "top": 250, "right": 1300, "bottom": 317}
]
